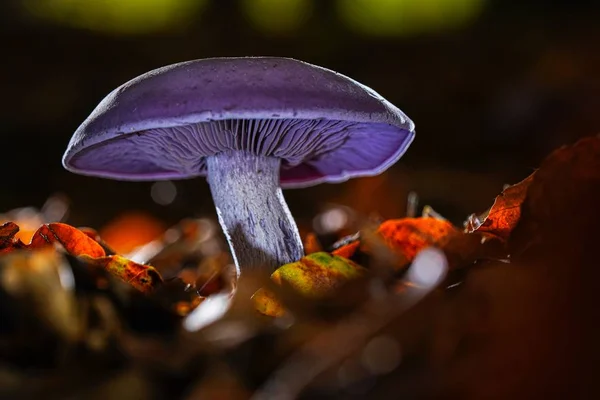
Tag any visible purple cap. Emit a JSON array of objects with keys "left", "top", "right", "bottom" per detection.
[{"left": 63, "top": 57, "right": 414, "bottom": 188}]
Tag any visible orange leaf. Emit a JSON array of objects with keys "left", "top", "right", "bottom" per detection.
[
  {"left": 377, "top": 217, "right": 459, "bottom": 263},
  {"left": 82, "top": 254, "right": 162, "bottom": 293},
  {"left": 470, "top": 174, "right": 535, "bottom": 242},
  {"left": 29, "top": 223, "right": 106, "bottom": 258}
]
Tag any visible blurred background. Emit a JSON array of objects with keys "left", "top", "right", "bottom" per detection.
[{"left": 1, "top": 0, "right": 598, "bottom": 247}]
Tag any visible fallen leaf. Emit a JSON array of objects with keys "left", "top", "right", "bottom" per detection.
[
  {"left": 0, "top": 222, "right": 19, "bottom": 245},
  {"left": 29, "top": 223, "right": 106, "bottom": 258},
  {"left": 253, "top": 252, "right": 367, "bottom": 316},
  {"left": 0, "top": 222, "right": 24, "bottom": 253},
  {"left": 510, "top": 135, "right": 600, "bottom": 258},
  {"left": 81, "top": 254, "right": 163, "bottom": 293},
  {"left": 469, "top": 174, "right": 535, "bottom": 242},
  {"left": 377, "top": 218, "right": 459, "bottom": 265},
  {"left": 332, "top": 218, "right": 460, "bottom": 270},
  {"left": 272, "top": 252, "right": 367, "bottom": 298}
]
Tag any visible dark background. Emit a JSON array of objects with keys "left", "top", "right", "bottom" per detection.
[{"left": 1, "top": 0, "right": 598, "bottom": 232}]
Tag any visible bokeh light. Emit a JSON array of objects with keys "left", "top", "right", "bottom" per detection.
[
  {"left": 22, "top": 0, "right": 208, "bottom": 35},
  {"left": 361, "top": 335, "right": 402, "bottom": 375},
  {"left": 336, "top": 0, "right": 486, "bottom": 37},
  {"left": 151, "top": 181, "right": 177, "bottom": 206},
  {"left": 99, "top": 211, "right": 166, "bottom": 254},
  {"left": 240, "top": 0, "right": 313, "bottom": 35}
]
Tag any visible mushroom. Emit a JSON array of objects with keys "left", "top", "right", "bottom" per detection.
[{"left": 62, "top": 57, "right": 414, "bottom": 277}]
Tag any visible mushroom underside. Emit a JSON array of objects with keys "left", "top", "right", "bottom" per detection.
[{"left": 66, "top": 117, "right": 413, "bottom": 186}]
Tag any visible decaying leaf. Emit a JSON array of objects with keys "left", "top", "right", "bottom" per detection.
[
  {"left": 81, "top": 255, "right": 162, "bottom": 293},
  {"left": 468, "top": 174, "right": 535, "bottom": 242},
  {"left": 253, "top": 252, "right": 367, "bottom": 316}
]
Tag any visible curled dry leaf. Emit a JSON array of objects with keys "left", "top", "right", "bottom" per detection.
[
  {"left": 253, "top": 252, "right": 367, "bottom": 317},
  {"left": 510, "top": 135, "right": 600, "bottom": 258},
  {"left": 468, "top": 174, "right": 535, "bottom": 242}
]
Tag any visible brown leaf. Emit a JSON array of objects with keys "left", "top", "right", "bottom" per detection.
[
  {"left": 470, "top": 174, "right": 535, "bottom": 242},
  {"left": 510, "top": 135, "right": 600, "bottom": 258},
  {"left": 0, "top": 222, "right": 25, "bottom": 253}
]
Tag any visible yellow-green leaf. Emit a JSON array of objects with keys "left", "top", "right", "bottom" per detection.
[
  {"left": 273, "top": 252, "right": 366, "bottom": 298},
  {"left": 253, "top": 252, "right": 366, "bottom": 316}
]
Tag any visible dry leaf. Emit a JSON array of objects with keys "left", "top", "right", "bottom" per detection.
[{"left": 469, "top": 174, "right": 535, "bottom": 242}]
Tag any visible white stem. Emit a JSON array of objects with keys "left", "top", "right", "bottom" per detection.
[{"left": 206, "top": 151, "right": 304, "bottom": 276}]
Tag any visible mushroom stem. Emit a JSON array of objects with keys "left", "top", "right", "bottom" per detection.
[{"left": 206, "top": 151, "right": 304, "bottom": 276}]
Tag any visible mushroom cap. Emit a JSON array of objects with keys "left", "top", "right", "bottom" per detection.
[{"left": 63, "top": 57, "right": 414, "bottom": 188}]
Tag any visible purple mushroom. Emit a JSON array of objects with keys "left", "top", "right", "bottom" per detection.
[{"left": 62, "top": 57, "right": 414, "bottom": 276}]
